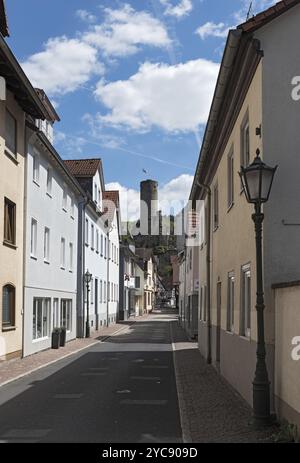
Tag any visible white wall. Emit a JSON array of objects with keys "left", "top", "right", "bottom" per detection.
[
  {"left": 84, "top": 194, "right": 120, "bottom": 329},
  {"left": 23, "top": 139, "right": 79, "bottom": 356}
]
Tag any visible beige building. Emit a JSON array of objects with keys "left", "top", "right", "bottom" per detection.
[
  {"left": 0, "top": 12, "right": 48, "bottom": 360},
  {"left": 190, "top": 0, "right": 300, "bottom": 427}
]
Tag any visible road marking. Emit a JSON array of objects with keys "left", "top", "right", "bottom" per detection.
[
  {"left": 120, "top": 400, "right": 167, "bottom": 405},
  {"left": 141, "top": 365, "right": 169, "bottom": 369},
  {"left": 130, "top": 376, "right": 161, "bottom": 381},
  {"left": 81, "top": 372, "right": 107, "bottom": 376},
  {"left": 1, "top": 429, "right": 51, "bottom": 438},
  {"left": 53, "top": 394, "right": 83, "bottom": 399}
]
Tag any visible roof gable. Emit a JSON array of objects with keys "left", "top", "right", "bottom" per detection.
[{"left": 0, "top": 1, "right": 9, "bottom": 37}]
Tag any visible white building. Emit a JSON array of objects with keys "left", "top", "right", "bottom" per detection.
[
  {"left": 23, "top": 105, "right": 83, "bottom": 356},
  {"left": 64, "top": 159, "right": 120, "bottom": 336}
]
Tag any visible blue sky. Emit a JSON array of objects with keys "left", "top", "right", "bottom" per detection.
[{"left": 6, "top": 0, "right": 275, "bottom": 219}]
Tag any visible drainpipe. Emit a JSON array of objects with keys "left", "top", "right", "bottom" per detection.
[
  {"left": 197, "top": 182, "right": 212, "bottom": 365},
  {"left": 77, "top": 196, "right": 88, "bottom": 338}
]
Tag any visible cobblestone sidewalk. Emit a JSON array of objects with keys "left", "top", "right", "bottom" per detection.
[
  {"left": 171, "top": 320, "right": 278, "bottom": 443},
  {"left": 0, "top": 319, "right": 140, "bottom": 388}
]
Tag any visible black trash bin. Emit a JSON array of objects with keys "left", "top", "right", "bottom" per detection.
[
  {"left": 60, "top": 327, "right": 66, "bottom": 347},
  {"left": 51, "top": 328, "right": 60, "bottom": 349}
]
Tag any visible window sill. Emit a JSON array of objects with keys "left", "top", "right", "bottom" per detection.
[
  {"left": 30, "top": 255, "right": 37, "bottom": 261},
  {"left": 96, "top": 251, "right": 99, "bottom": 254},
  {"left": 240, "top": 334, "right": 251, "bottom": 341},
  {"left": 3, "top": 240, "right": 17, "bottom": 250},
  {"left": 226, "top": 330, "right": 234, "bottom": 335},
  {"left": 213, "top": 225, "right": 219, "bottom": 233},
  {"left": 227, "top": 203, "right": 234, "bottom": 213},
  {"left": 2, "top": 326, "right": 16, "bottom": 332},
  {"left": 44, "top": 259, "right": 50, "bottom": 265},
  {"left": 32, "top": 336, "right": 49, "bottom": 343},
  {"left": 91, "top": 247, "right": 95, "bottom": 251},
  {"left": 33, "top": 179, "right": 40, "bottom": 188},
  {"left": 62, "top": 208, "right": 67, "bottom": 213},
  {"left": 5, "top": 149, "right": 18, "bottom": 165},
  {"left": 60, "top": 266, "right": 66, "bottom": 271},
  {"left": 69, "top": 270, "right": 73, "bottom": 273},
  {"left": 46, "top": 192, "right": 52, "bottom": 199},
  {"left": 85, "top": 243, "right": 89, "bottom": 247},
  {"left": 71, "top": 215, "right": 75, "bottom": 220}
]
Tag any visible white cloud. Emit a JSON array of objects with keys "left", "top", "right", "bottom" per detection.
[
  {"left": 160, "top": 0, "right": 193, "bottom": 18},
  {"left": 76, "top": 9, "right": 97, "bottom": 23},
  {"left": 196, "top": 22, "right": 229, "bottom": 40},
  {"left": 94, "top": 59, "right": 219, "bottom": 133},
  {"left": 106, "top": 174, "right": 193, "bottom": 221},
  {"left": 83, "top": 4, "right": 171, "bottom": 57},
  {"left": 22, "top": 36, "right": 103, "bottom": 96}
]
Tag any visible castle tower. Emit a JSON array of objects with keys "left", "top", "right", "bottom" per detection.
[{"left": 140, "top": 180, "right": 158, "bottom": 237}]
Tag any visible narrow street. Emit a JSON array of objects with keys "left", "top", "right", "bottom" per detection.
[{"left": 0, "top": 311, "right": 182, "bottom": 443}]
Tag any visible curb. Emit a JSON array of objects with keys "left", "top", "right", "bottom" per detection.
[
  {"left": 170, "top": 320, "right": 193, "bottom": 444},
  {"left": 0, "top": 324, "right": 130, "bottom": 389}
]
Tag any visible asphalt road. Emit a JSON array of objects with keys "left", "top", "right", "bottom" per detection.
[{"left": 0, "top": 311, "right": 182, "bottom": 443}]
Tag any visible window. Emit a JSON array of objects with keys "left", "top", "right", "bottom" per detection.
[
  {"left": 5, "top": 109, "right": 17, "bottom": 156},
  {"left": 104, "top": 281, "right": 106, "bottom": 303},
  {"left": 135, "top": 276, "right": 140, "bottom": 289},
  {"left": 203, "top": 286, "right": 207, "bottom": 322},
  {"left": 4, "top": 198, "right": 16, "bottom": 245},
  {"left": 85, "top": 219, "right": 89, "bottom": 245},
  {"left": 46, "top": 168, "right": 52, "bottom": 195},
  {"left": 227, "top": 149, "right": 234, "bottom": 209},
  {"left": 101, "top": 234, "right": 103, "bottom": 255},
  {"left": 33, "top": 298, "right": 50, "bottom": 340},
  {"left": 70, "top": 195, "right": 75, "bottom": 218},
  {"left": 31, "top": 218, "right": 37, "bottom": 257},
  {"left": 107, "top": 281, "right": 110, "bottom": 302},
  {"left": 241, "top": 118, "right": 250, "bottom": 168},
  {"left": 204, "top": 207, "right": 208, "bottom": 243},
  {"left": 2, "top": 284, "right": 15, "bottom": 328},
  {"left": 213, "top": 183, "right": 219, "bottom": 230},
  {"left": 69, "top": 243, "right": 73, "bottom": 272},
  {"left": 241, "top": 265, "right": 251, "bottom": 338},
  {"left": 94, "top": 184, "right": 97, "bottom": 203},
  {"left": 91, "top": 224, "right": 94, "bottom": 250},
  {"left": 104, "top": 237, "right": 107, "bottom": 258},
  {"left": 53, "top": 298, "right": 59, "bottom": 328},
  {"left": 227, "top": 272, "right": 235, "bottom": 332},
  {"left": 62, "top": 187, "right": 67, "bottom": 211},
  {"left": 96, "top": 230, "right": 99, "bottom": 253},
  {"left": 44, "top": 227, "right": 50, "bottom": 262},
  {"left": 61, "top": 299, "right": 72, "bottom": 331},
  {"left": 60, "top": 237, "right": 66, "bottom": 269},
  {"left": 189, "top": 249, "right": 192, "bottom": 271},
  {"left": 33, "top": 153, "right": 40, "bottom": 184},
  {"left": 100, "top": 280, "right": 103, "bottom": 303},
  {"left": 199, "top": 287, "right": 203, "bottom": 321},
  {"left": 90, "top": 278, "right": 94, "bottom": 304}
]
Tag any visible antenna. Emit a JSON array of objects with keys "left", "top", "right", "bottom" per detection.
[{"left": 246, "top": 1, "right": 253, "bottom": 21}]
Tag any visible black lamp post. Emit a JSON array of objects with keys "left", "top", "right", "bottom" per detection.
[
  {"left": 239, "top": 149, "right": 277, "bottom": 427},
  {"left": 84, "top": 270, "right": 92, "bottom": 338}
]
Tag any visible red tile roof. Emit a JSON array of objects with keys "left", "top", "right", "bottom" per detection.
[
  {"left": 64, "top": 159, "right": 102, "bottom": 177},
  {"left": 238, "top": 0, "right": 299, "bottom": 33},
  {"left": 103, "top": 190, "right": 119, "bottom": 208}
]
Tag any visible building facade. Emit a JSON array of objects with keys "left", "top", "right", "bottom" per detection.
[
  {"left": 0, "top": 18, "right": 48, "bottom": 360},
  {"left": 64, "top": 159, "right": 120, "bottom": 336},
  {"left": 23, "top": 124, "right": 82, "bottom": 356},
  {"left": 189, "top": 0, "right": 300, "bottom": 425}
]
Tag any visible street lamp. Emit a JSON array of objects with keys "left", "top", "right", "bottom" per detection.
[
  {"left": 84, "top": 270, "right": 92, "bottom": 338},
  {"left": 239, "top": 149, "right": 277, "bottom": 427}
]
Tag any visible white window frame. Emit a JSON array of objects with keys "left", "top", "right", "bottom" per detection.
[
  {"left": 85, "top": 218, "right": 89, "bottom": 246},
  {"left": 44, "top": 227, "right": 50, "bottom": 262},
  {"left": 46, "top": 167, "right": 52, "bottom": 196},
  {"left": 60, "top": 237, "right": 66, "bottom": 269},
  {"left": 213, "top": 183, "right": 219, "bottom": 230},
  {"left": 69, "top": 242, "right": 73, "bottom": 272},
  {"left": 227, "top": 272, "right": 235, "bottom": 332},
  {"left": 61, "top": 299, "right": 72, "bottom": 332},
  {"left": 91, "top": 223, "right": 95, "bottom": 250},
  {"left": 32, "top": 151, "right": 40, "bottom": 184},
  {"left": 62, "top": 186, "right": 67, "bottom": 212},
  {"left": 32, "top": 298, "right": 50, "bottom": 341},
  {"left": 227, "top": 148, "right": 234, "bottom": 210},
  {"left": 240, "top": 264, "right": 251, "bottom": 338},
  {"left": 31, "top": 218, "right": 37, "bottom": 258}
]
